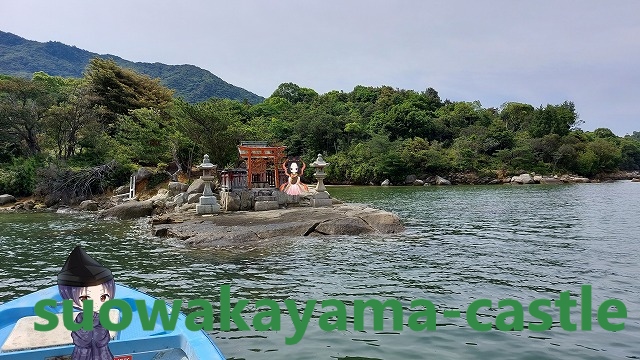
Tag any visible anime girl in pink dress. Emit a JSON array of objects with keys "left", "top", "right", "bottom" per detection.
[{"left": 280, "top": 158, "right": 309, "bottom": 195}]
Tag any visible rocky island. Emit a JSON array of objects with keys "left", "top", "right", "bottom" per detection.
[{"left": 150, "top": 203, "right": 404, "bottom": 248}]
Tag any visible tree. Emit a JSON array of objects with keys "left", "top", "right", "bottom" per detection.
[
  {"left": 270, "top": 82, "right": 318, "bottom": 104},
  {"left": 499, "top": 102, "right": 535, "bottom": 132},
  {"left": 172, "top": 99, "right": 244, "bottom": 170},
  {"left": 0, "top": 76, "right": 56, "bottom": 155},
  {"left": 115, "top": 108, "right": 174, "bottom": 166},
  {"left": 84, "top": 58, "right": 173, "bottom": 132},
  {"left": 529, "top": 101, "right": 579, "bottom": 137},
  {"left": 42, "top": 78, "right": 100, "bottom": 159}
]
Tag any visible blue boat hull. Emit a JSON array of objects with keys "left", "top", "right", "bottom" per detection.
[{"left": 0, "top": 284, "right": 225, "bottom": 360}]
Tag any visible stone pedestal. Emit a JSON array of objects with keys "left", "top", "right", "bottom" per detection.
[
  {"left": 196, "top": 175, "right": 220, "bottom": 214},
  {"left": 196, "top": 195, "right": 220, "bottom": 214},
  {"left": 311, "top": 191, "right": 333, "bottom": 207}
]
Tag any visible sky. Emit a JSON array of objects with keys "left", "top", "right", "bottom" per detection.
[{"left": 2, "top": 0, "right": 639, "bottom": 135}]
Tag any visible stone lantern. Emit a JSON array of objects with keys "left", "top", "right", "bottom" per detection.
[
  {"left": 196, "top": 154, "right": 220, "bottom": 215},
  {"left": 310, "top": 153, "right": 332, "bottom": 207}
]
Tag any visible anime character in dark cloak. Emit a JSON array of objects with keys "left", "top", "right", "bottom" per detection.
[{"left": 57, "top": 245, "right": 115, "bottom": 360}]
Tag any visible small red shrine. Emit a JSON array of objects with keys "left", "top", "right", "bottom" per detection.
[{"left": 237, "top": 141, "right": 287, "bottom": 189}]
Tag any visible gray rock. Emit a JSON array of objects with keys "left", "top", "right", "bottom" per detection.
[
  {"left": 173, "top": 193, "right": 187, "bottom": 207},
  {"left": 188, "top": 193, "right": 203, "bottom": 204},
  {"left": 114, "top": 185, "right": 130, "bottom": 195},
  {"left": 381, "top": 179, "right": 391, "bottom": 186},
  {"left": 135, "top": 167, "right": 154, "bottom": 182},
  {"left": 413, "top": 179, "right": 425, "bottom": 186},
  {"left": 0, "top": 194, "right": 16, "bottom": 206},
  {"left": 405, "top": 175, "right": 417, "bottom": 185},
  {"left": 540, "top": 177, "right": 563, "bottom": 184},
  {"left": 435, "top": 175, "right": 451, "bottom": 185},
  {"left": 187, "top": 178, "right": 206, "bottom": 194},
  {"left": 632, "top": 178, "right": 640, "bottom": 182},
  {"left": 101, "top": 200, "right": 154, "bottom": 220},
  {"left": 180, "top": 203, "right": 197, "bottom": 211},
  {"left": 358, "top": 211, "right": 405, "bottom": 234},
  {"left": 79, "top": 200, "right": 99, "bottom": 211},
  {"left": 315, "top": 217, "right": 375, "bottom": 235},
  {"left": 149, "top": 189, "right": 170, "bottom": 202},
  {"left": 168, "top": 181, "right": 188, "bottom": 195},
  {"left": 254, "top": 200, "right": 279, "bottom": 211},
  {"left": 511, "top": 174, "right": 533, "bottom": 184}
]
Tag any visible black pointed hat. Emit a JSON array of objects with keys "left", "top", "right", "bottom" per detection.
[{"left": 57, "top": 245, "right": 113, "bottom": 287}]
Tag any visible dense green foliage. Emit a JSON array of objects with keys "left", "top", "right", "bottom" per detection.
[
  {"left": 1, "top": 59, "right": 639, "bottom": 201},
  {"left": 0, "top": 30, "right": 264, "bottom": 104}
]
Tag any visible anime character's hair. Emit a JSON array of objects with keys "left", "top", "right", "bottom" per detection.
[
  {"left": 58, "top": 279, "right": 116, "bottom": 307},
  {"left": 284, "top": 157, "right": 305, "bottom": 174}
]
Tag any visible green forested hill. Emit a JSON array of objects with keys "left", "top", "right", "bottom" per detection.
[{"left": 0, "top": 30, "right": 264, "bottom": 103}]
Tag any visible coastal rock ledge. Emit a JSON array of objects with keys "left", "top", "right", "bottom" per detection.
[{"left": 151, "top": 203, "right": 404, "bottom": 247}]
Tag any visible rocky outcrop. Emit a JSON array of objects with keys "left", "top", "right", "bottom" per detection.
[
  {"left": 435, "top": 175, "right": 451, "bottom": 185},
  {"left": 0, "top": 194, "right": 16, "bottom": 206},
  {"left": 79, "top": 200, "right": 99, "bottom": 211},
  {"left": 151, "top": 203, "right": 404, "bottom": 248},
  {"left": 100, "top": 200, "right": 154, "bottom": 220},
  {"left": 404, "top": 175, "right": 417, "bottom": 185},
  {"left": 540, "top": 177, "right": 563, "bottom": 184},
  {"left": 632, "top": 178, "right": 640, "bottom": 182},
  {"left": 314, "top": 217, "right": 374, "bottom": 235},
  {"left": 511, "top": 173, "right": 534, "bottom": 184},
  {"left": 381, "top": 179, "right": 391, "bottom": 186}
]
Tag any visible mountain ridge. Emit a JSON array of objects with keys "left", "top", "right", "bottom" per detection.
[{"left": 0, "top": 30, "right": 264, "bottom": 104}]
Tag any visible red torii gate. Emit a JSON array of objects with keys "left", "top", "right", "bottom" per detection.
[{"left": 237, "top": 141, "right": 287, "bottom": 189}]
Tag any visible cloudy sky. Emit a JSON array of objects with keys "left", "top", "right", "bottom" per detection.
[{"left": 2, "top": 0, "right": 639, "bottom": 135}]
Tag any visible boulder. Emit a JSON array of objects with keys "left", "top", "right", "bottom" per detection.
[
  {"left": 79, "top": 200, "right": 99, "bottom": 212},
  {"left": 540, "top": 177, "right": 563, "bottom": 184},
  {"left": 357, "top": 211, "right": 404, "bottom": 234},
  {"left": 404, "top": 175, "right": 417, "bottom": 185},
  {"left": 173, "top": 193, "right": 188, "bottom": 207},
  {"left": 533, "top": 175, "right": 543, "bottom": 183},
  {"left": 315, "top": 217, "right": 375, "bottom": 235},
  {"left": 101, "top": 200, "right": 154, "bottom": 220},
  {"left": 187, "top": 193, "right": 203, "bottom": 204},
  {"left": 114, "top": 185, "right": 130, "bottom": 195},
  {"left": 149, "top": 189, "right": 170, "bottom": 202},
  {"left": 135, "top": 167, "right": 154, "bottom": 183},
  {"left": 632, "top": 178, "right": 640, "bottom": 182},
  {"left": 0, "top": 194, "right": 16, "bottom": 206},
  {"left": 380, "top": 179, "right": 391, "bottom": 186},
  {"left": 434, "top": 175, "right": 451, "bottom": 185},
  {"left": 413, "top": 179, "right": 425, "bottom": 186},
  {"left": 187, "top": 178, "right": 206, "bottom": 195},
  {"left": 511, "top": 173, "right": 534, "bottom": 184},
  {"left": 23, "top": 200, "right": 35, "bottom": 210},
  {"left": 168, "top": 182, "right": 188, "bottom": 195}
]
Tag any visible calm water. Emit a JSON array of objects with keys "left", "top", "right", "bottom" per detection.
[{"left": 1, "top": 182, "right": 639, "bottom": 359}]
